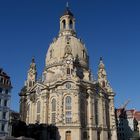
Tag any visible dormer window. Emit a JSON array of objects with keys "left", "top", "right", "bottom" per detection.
[
  {"left": 83, "top": 50, "right": 85, "bottom": 58},
  {"left": 67, "top": 68, "right": 70, "bottom": 75},
  {"left": 29, "top": 81, "right": 32, "bottom": 87},
  {"left": 62, "top": 20, "right": 66, "bottom": 29},
  {"left": 102, "top": 81, "right": 106, "bottom": 87},
  {"left": 69, "top": 20, "right": 73, "bottom": 29},
  {"left": 50, "top": 50, "right": 52, "bottom": 58}
]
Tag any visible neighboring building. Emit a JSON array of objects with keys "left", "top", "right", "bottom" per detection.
[
  {"left": 0, "top": 136, "right": 34, "bottom": 140},
  {"left": 19, "top": 5, "right": 117, "bottom": 140},
  {"left": 116, "top": 108, "right": 140, "bottom": 140},
  {"left": 0, "top": 68, "right": 12, "bottom": 136},
  {"left": 134, "top": 111, "right": 140, "bottom": 136},
  {"left": 10, "top": 110, "right": 20, "bottom": 122},
  {"left": 9, "top": 110, "right": 20, "bottom": 136}
]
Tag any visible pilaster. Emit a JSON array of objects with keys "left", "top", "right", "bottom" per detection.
[{"left": 108, "top": 94, "right": 117, "bottom": 140}]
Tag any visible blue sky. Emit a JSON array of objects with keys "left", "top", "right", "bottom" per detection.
[{"left": 0, "top": 0, "right": 140, "bottom": 111}]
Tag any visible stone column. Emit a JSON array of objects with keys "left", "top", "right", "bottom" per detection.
[
  {"left": 77, "top": 93, "right": 81, "bottom": 124},
  {"left": 33, "top": 102, "right": 35, "bottom": 123},
  {"left": 87, "top": 89, "right": 93, "bottom": 140},
  {"left": 73, "top": 20, "right": 75, "bottom": 30},
  {"left": 66, "top": 18, "right": 69, "bottom": 30},
  {"left": 108, "top": 94, "right": 117, "bottom": 140},
  {"left": 98, "top": 93, "right": 104, "bottom": 140},
  {"left": 59, "top": 92, "right": 63, "bottom": 123},
  {"left": 92, "top": 96, "right": 96, "bottom": 126},
  {"left": 89, "top": 96, "right": 93, "bottom": 140},
  {"left": 30, "top": 102, "right": 35, "bottom": 123},
  {"left": 103, "top": 100, "right": 107, "bottom": 127},
  {"left": 45, "top": 98, "right": 48, "bottom": 123},
  {"left": 43, "top": 97, "right": 46, "bottom": 123},
  {"left": 30, "top": 103, "right": 33, "bottom": 123},
  {"left": 41, "top": 96, "right": 45, "bottom": 123},
  {"left": 73, "top": 91, "right": 81, "bottom": 124},
  {"left": 98, "top": 95, "right": 103, "bottom": 125},
  {"left": 102, "top": 98, "right": 109, "bottom": 139}
]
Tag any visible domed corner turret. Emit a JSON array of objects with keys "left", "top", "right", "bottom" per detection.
[
  {"left": 97, "top": 57, "right": 114, "bottom": 93},
  {"left": 25, "top": 57, "right": 37, "bottom": 90},
  {"left": 59, "top": 3, "right": 76, "bottom": 37}
]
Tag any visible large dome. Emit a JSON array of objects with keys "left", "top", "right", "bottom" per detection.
[
  {"left": 45, "top": 6, "right": 89, "bottom": 70},
  {"left": 45, "top": 35, "right": 89, "bottom": 69}
]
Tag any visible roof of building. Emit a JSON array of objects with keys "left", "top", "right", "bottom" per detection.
[
  {"left": 0, "top": 68, "right": 10, "bottom": 79},
  {"left": 61, "top": 3, "right": 74, "bottom": 17},
  {"left": 63, "top": 8, "right": 73, "bottom": 17},
  {"left": 19, "top": 86, "right": 27, "bottom": 96},
  {"left": 116, "top": 108, "right": 140, "bottom": 121},
  {"left": 135, "top": 111, "right": 140, "bottom": 121}
]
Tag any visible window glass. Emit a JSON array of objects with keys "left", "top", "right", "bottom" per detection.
[
  {"left": 67, "top": 68, "right": 70, "bottom": 75},
  {"left": 52, "top": 99, "right": 56, "bottom": 111},
  {"left": 1, "top": 124, "right": 5, "bottom": 131},
  {"left": 0, "top": 88, "right": 2, "bottom": 93},
  {"left": 3, "top": 112, "right": 6, "bottom": 119},
  {"left": 66, "top": 111, "right": 72, "bottom": 123},
  {"left": 65, "top": 96, "right": 71, "bottom": 110},
  {"left": 69, "top": 20, "right": 73, "bottom": 29},
  {"left": 62, "top": 20, "right": 66, "bottom": 29},
  {"left": 51, "top": 113, "right": 56, "bottom": 124},
  {"left": 5, "top": 89, "right": 8, "bottom": 94},
  {"left": 65, "top": 96, "right": 72, "bottom": 123},
  {"left": 0, "top": 78, "right": 3, "bottom": 83},
  {"left": 51, "top": 98, "right": 56, "bottom": 124},
  {"left": 4, "top": 100, "right": 7, "bottom": 106}
]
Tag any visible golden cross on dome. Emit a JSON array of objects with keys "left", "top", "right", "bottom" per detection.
[{"left": 66, "top": 2, "right": 69, "bottom": 8}]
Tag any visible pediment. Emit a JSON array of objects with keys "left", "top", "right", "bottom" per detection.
[
  {"left": 50, "top": 79, "right": 78, "bottom": 90},
  {"left": 29, "top": 82, "right": 48, "bottom": 93}
]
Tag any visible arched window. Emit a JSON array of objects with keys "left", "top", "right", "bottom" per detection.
[
  {"left": 65, "top": 96, "right": 72, "bottom": 123},
  {"left": 95, "top": 100, "right": 98, "bottom": 125},
  {"left": 50, "top": 50, "right": 52, "bottom": 58},
  {"left": 29, "top": 81, "right": 32, "bottom": 87},
  {"left": 82, "top": 50, "right": 85, "bottom": 58},
  {"left": 67, "top": 68, "right": 70, "bottom": 75},
  {"left": 102, "top": 81, "right": 106, "bottom": 87},
  {"left": 36, "top": 101, "right": 41, "bottom": 122},
  {"left": 65, "top": 96, "right": 71, "bottom": 110},
  {"left": 69, "top": 20, "right": 73, "bottom": 29},
  {"left": 52, "top": 99, "right": 56, "bottom": 111},
  {"left": 62, "top": 20, "right": 66, "bottom": 29},
  {"left": 51, "top": 98, "right": 56, "bottom": 123}
]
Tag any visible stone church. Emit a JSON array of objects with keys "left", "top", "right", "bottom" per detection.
[{"left": 19, "top": 5, "right": 117, "bottom": 140}]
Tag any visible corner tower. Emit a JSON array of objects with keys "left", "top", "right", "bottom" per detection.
[
  {"left": 98, "top": 57, "right": 108, "bottom": 88},
  {"left": 25, "top": 57, "right": 37, "bottom": 90}
]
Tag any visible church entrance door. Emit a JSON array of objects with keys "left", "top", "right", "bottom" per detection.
[{"left": 66, "top": 131, "right": 71, "bottom": 140}]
